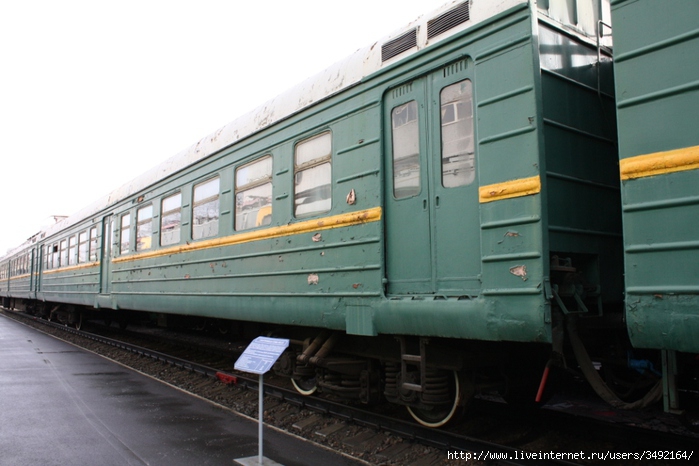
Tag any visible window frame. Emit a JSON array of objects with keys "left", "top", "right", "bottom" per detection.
[
  {"left": 293, "top": 131, "right": 332, "bottom": 218},
  {"left": 136, "top": 204, "right": 154, "bottom": 252},
  {"left": 160, "top": 192, "right": 182, "bottom": 246},
  {"left": 439, "top": 79, "right": 475, "bottom": 188},
  {"left": 120, "top": 213, "right": 131, "bottom": 255},
  {"left": 68, "top": 235, "right": 77, "bottom": 265},
  {"left": 390, "top": 100, "right": 422, "bottom": 199},
  {"left": 78, "top": 231, "right": 88, "bottom": 263},
  {"left": 89, "top": 227, "right": 98, "bottom": 261},
  {"left": 191, "top": 176, "right": 221, "bottom": 241},
  {"left": 235, "top": 155, "right": 273, "bottom": 231},
  {"left": 59, "top": 240, "right": 68, "bottom": 268}
]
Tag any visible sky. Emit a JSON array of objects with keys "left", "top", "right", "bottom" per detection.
[{"left": 0, "top": 0, "right": 452, "bottom": 256}]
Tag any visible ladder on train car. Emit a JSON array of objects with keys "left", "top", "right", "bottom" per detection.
[{"left": 398, "top": 336, "right": 428, "bottom": 393}]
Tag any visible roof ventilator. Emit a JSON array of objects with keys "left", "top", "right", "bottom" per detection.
[
  {"left": 427, "top": 1, "right": 471, "bottom": 39},
  {"left": 381, "top": 28, "right": 418, "bottom": 62}
]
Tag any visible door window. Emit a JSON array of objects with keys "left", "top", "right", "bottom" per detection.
[
  {"left": 440, "top": 80, "right": 475, "bottom": 188},
  {"left": 391, "top": 101, "right": 421, "bottom": 199}
]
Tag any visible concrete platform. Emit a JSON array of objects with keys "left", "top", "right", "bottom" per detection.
[{"left": 0, "top": 314, "right": 364, "bottom": 466}]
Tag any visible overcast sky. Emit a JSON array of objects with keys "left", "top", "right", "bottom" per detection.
[{"left": 0, "top": 0, "right": 451, "bottom": 255}]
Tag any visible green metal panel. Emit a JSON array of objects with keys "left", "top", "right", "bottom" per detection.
[
  {"left": 612, "top": 0, "right": 699, "bottom": 352},
  {"left": 474, "top": 9, "right": 550, "bottom": 343},
  {"left": 383, "top": 59, "right": 480, "bottom": 297},
  {"left": 539, "top": 23, "right": 623, "bottom": 305},
  {"left": 102, "top": 3, "right": 552, "bottom": 344}
]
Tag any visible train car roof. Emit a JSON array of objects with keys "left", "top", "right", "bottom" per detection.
[{"left": 6, "top": 1, "right": 534, "bottom": 258}]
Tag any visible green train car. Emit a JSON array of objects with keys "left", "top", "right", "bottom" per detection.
[
  {"left": 612, "top": 0, "right": 699, "bottom": 413},
  {"left": 1, "top": 0, "right": 695, "bottom": 426}
]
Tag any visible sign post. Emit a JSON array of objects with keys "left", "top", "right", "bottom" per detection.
[{"left": 234, "top": 336, "right": 289, "bottom": 466}]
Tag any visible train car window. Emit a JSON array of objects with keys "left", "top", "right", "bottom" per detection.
[
  {"left": 59, "top": 240, "right": 68, "bottom": 268},
  {"left": 294, "top": 132, "right": 332, "bottom": 217},
  {"left": 89, "top": 227, "right": 98, "bottom": 261},
  {"left": 78, "top": 231, "right": 88, "bottom": 263},
  {"left": 235, "top": 156, "right": 273, "bottom": 231},
  {"left": 45, "top": 245, "right": 51, "bottom": 270},
  {"left": 52, "top": 243, "right": 59, "bottom": 269},
  {"left": 68, "top": 236, "right": 77, "bottom": 265},
  {"left": 391, "top": 101, "right": 421, "bottom": 198},
  {"left": 440, "top": 79, "right": 474, "bottom": 187},
  {"left": 136, "top": 205, "right": 153, "bottom": 251},
  {"left": 120, "top": 213, "right": 131, "bottom": 254},
  {"left": 160, "top": 193, "right": 182, "bottom": 246},
  {"left": 192, "top": 177, "right": 220, "bottom": 240}
]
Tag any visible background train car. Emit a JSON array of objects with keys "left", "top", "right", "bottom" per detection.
[
  {"left": 611, "top": 0, "right": 699, "bottom": 414},
  {"left": 4, "top": 0, "right": 693, "bottom": 426}
]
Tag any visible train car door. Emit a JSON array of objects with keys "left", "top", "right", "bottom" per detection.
[
  {"left": 30, "top": 247, "right": 37, "bottom": 298},
  {"left": 99, "top": 215, "right": 112, "bottom": 294},
  {"left": 384, "top": 59, "right": 480, "bottom": 296}
]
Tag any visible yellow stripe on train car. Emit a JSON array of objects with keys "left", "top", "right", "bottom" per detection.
[
  {"left": 113, "top": 207, "right": 383, "bottom": 264},
  {"left": 478, "top": 175, "right": 541, "bottom": 203},
  {"left": 620, "top": 145, "right": 699, "bottom": 180}
]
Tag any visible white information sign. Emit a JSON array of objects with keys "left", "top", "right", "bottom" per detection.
[
  {"left": 234, "top": 336, "right": 290, "bottom": 466},
  {"left": 234, "top": 336, "right": 289, "bottom": 375}
]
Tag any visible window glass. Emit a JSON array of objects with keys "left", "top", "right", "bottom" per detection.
[
  {"left": 161, "top": 193, "right": 182, "bottom": 246},
  {"left": 136, "top": 205, "right": 153, "bottom": 251},
  {"left": 440, "top": 79, "right": 475, "bottom": 187},
  {"left": 78, "top": 231, "right": 88, "bottom": 263},
  {"left": 68, "top": 236, "right": 77, "bottom": 265},
  {"left": 236, "top": 156, "right": 272, "bottom": 230},
  {"left": 59, "top": 240, "right": 68, "bottom": 267},
  {"left": 192, "top": 177, "right": 220, "bottom": 240},
  {"left": 120, "top": 213, "right": 131, "bottom": 254},
  {"left": 45, "top": 245, "right": 51, "bottom": 270},
  {"left": 89, "top": 227, "right": 98, "bottom": 261},
  {"left": 294, "top": 132, "right": 331, "bottom": 217},
  {"left": 391, "top": 101, "right": 420, "bottom": 198},
  {"left": 52, "top": 244, "right": 59, "bottom": 269}
]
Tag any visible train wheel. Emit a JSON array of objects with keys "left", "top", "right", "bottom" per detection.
[
  {"left": 74, "top": 314, "right": 83, "bottom": 330},
  {"left": 291, "top": 376, "right": 318, "bottom": 396},
  {"left": 406, "top": 370, "right": 466, "bottom": 428}
]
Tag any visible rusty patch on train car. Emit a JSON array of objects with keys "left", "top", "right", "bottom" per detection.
[{"left": 509, "top": 265, "right": 527, "bottom": 281}]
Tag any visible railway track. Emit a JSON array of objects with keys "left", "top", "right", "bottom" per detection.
[{"left": 3, "top": 309, "right": 697, "bottom": 465}]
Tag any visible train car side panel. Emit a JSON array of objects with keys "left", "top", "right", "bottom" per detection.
[
  {"left": 612, "top": 0, "right": 699, "bottom": 352},
  {"left": 474, "top": 7, "right": 550, "bottom": 343},
  {"left": 539, "top": 22, "right": 623, "bottom": 307}
]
